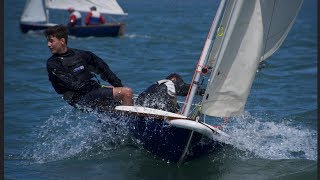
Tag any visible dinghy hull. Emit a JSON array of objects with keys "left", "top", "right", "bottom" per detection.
[
  {"left": 128, "top": 116, "right": 223, "bottom": 163},
  {"left": 68, "top": 23, "right": 125, "bottom": 37},
  {"left": 20, "top": 22, "right": 125, "bottom": 37},
  {"left": 113, "top": 106, "right": 225, "bottom": 164},
  {"left": 20, "top": 22, "right": 55, "bottom": 33}
]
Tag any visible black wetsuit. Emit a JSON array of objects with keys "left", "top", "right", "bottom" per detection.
[
  {"left": 136, "top": 79, "right": 190, "bottom": 113},
  {"left": 47, "top": 48, "right": 123, "bottom": 111},
  {"left": 136, "top": 73, "right": 206, "bottom": 113}
]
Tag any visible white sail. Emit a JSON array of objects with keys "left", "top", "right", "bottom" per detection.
[
  {"left": 201, "top": 0, "right": 303, "bottom": 117},
  {"left": 206, "top": 0, "right": 233, "bottom": 68},
  {"left": 260, "top": 0, "right": 303, "bottom": 61},
  {"left": 45, "top": 0, "right": 127, "bottom": 16},
  {"left": 20, "top": 0, "right": 47, "bottom": 23},
  {"left": 182, "top": 0, "right": 227, "bottom": 116}
]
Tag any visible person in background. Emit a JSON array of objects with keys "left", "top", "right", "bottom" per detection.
[
  {"left": 67, "top": 7, "right": 82, "bottom": 27},
  {"left": 84, "top": 6, "right": 106, "bottom": 26},
  {"left": 44, "top": 25, "right": 133, "bottom": 112},
  {"left": 136, "top": 73, "right": 205, "bottom": 113}
]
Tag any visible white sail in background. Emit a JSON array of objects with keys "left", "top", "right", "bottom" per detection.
[
  {"left": 20, "top": 0, "right": 47, "bottom": 23},
  {"left": 45, "top": 0, "right": 127, "bottom": 15},
  {"left": 201, "top": 0, "right": 303, "bottom": 117}
]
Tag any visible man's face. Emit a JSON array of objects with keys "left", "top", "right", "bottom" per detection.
[{"left": 47, "top": 35, "right": 66, "bottom": 54}]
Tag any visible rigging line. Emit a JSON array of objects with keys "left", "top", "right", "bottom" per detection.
[
  {"left": 253, "top": 1, "right": 276, "bottom": 103},
  {"left": 191, "top": 105, "right": 202, "bottom": 119},
  {"left": 212, "top": 117, "right": 229, "bottom": 129},
  {"left": 261, "top": 0, "right": 276, "bottom": 61}
]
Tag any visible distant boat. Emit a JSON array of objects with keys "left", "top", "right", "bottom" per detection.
[
  {"left": 19, "top": 0, "right": 127, "bottom": 37},
  {"left": 116, "top": 0, "right": 304, "bottom": 165}
]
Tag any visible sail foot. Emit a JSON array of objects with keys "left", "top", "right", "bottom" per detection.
[{"left": 201, "top": 96, "right": 246, "bottom": 117}]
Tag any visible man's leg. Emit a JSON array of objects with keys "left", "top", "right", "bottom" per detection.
[{"left": 75, "top": 87, "right": 120, "bottom": 112}]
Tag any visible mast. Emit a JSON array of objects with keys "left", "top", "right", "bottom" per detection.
[
  {"left": 182, "top": 0, "right": 227, "bottom": 116},
  {"left": 43, "top": 0, "right": 49, "bottom": 23},
  {"left": 46, "top": 9, "right": 49, "bottom": 23}
]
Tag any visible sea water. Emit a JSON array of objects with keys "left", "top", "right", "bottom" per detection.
[{"left": 5, "top": 0, "right": 317, "bottom": 179}]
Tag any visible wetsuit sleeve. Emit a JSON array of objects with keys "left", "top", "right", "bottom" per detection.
[
  {"left": 47, "top": 60, "right": 99, "bottom": 94},
  {"left": 176, "top": 83, "right": 205, "bottom": 96},
  {"left": 175, "top": 84, "right": 190, "bottom": 96},
  {"left": 85, "top": 51, "right": 124, "bottom": 87}
]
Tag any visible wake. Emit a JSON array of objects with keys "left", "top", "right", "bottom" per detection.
[
  {"left": 21, "top": 106, "right": 132, "bottom": 164},
  {"left": 216, "top": 112, "right": 317, "bottom": 161}
]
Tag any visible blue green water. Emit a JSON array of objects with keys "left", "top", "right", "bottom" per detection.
[{"left": 5, "top": 0, "right": 317, "bottom": 179}]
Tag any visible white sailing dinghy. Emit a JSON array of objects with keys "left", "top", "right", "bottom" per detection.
[
  {"left": 116, "top": 0, "right": 303, "bottom": 164},
  {"left": 20, "top": 0, "right": 127, "bottom": 37}
]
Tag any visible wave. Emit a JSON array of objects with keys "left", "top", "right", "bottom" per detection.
[
  {"left": 216, "top": 112, "right": 317, "bottom": 161},
  {"left": 20, "top": 107, "right": 136, "bottom": 164}
]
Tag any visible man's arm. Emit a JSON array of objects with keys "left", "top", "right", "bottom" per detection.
[
  {"left": 84, "top": 12, "right": 92, "bottom": 25},
  {"left": 84, "top": 51, "right": 124, "bottom": 87},
  {"left": 176, "top": 83, "right": 205, "bottom": 96},
  {"left": 100, "top": 15, "right": 106, "bottom": 24}
]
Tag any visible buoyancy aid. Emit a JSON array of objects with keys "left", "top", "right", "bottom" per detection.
[
  {"left": 156, "top": 79, "right": 176, "bottom": 97},
  {"left": 59, "top": 53, "right": 94, "bottom": 82},
  {"left": 48, "top": 51, "right": 100, "bottom": 104},
  {"left": 59, "top": 53, "right": 100, "bottom": 105},
  {"left": 136, "top": 79, "right": 179, "bottom": 113},
  {"left": 70, "top": 11, "right": 82, "bottom": 25},
  {"left": 88, "top": 11, "right": 102, "bottom": 25}
]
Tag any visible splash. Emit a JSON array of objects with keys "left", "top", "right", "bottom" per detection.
[
  {"left": 216, "top": 112, "right": 317, "bottom": 160},
  {"left": 22, "top": 106, "right": 133, "bottom": 164}
]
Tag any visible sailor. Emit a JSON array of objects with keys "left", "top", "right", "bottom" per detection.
[
  {"left": 136, "top": 73, "right": 205, "bottom": 113},
  {"left": 84, "top": 6, "right": 106, "bottom": 25},
  {"left": 44, "top": 25, "right": 133, "bottom": 112},
  {"left": 67, "top": 7, "right": 82, "bottom": 26}
]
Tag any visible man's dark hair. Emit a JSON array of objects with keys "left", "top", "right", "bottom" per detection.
[
  {"left": 166, "top": 73, "right": 190, "bottom": 96},
  {"left": 166, "top": 73, "right": 184, "bottom": 84},
  {"left": 44, "top": 25, "right": 68, "bottom": 44}
]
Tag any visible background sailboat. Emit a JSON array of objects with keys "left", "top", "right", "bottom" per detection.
[
  {"left": 20, "top": 0, "right": 56, "bottom": 32},
  {"left": 115, "top": 0, "right": 304, "bottom": 165},
  {"left": 20, "top": 0, "right": 127, "bottom": 37}
]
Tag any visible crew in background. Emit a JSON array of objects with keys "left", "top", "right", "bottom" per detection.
[
  {"left": 67, "top": 7, "right": 82, "bottom": 26},
  {"left": 84, "top": 6, "right": 106, "bottom": 25}
]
